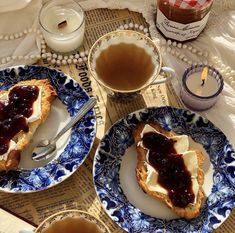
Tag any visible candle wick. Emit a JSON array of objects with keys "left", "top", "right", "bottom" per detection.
[
  {"left": 200, "top": 67, "right": 208, "bottom": 87},
  {"left": 58, "top": 20, "right": 67, "bottom": 29},
  {"left": 201, "top": 79, "right": 205, "bottom": 86}
]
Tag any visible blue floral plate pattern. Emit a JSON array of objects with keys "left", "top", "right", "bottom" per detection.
[
  {"left": 93, "top": 106, "right": 235, "bottom": 233},
  {"left": 0, "top": 65, "right": 96, "bottom": 193}
]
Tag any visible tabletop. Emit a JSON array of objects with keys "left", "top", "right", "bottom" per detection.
[{"left": 0, "top": 7, "right": 234, "bottom": 233}]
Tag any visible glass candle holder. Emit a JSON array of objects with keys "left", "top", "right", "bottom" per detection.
[
  {"left": 39, "top": 0, "right": 85, "bottom": 53},
  {"left": 180, "top": 64, "right": 224, "bottom": 111}
]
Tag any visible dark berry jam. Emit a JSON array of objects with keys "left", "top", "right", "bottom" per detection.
[
  {"left": 142, "top": 131, "right": 195, "bottom": 208},
  {"left": 0, "top": 85, "right": 39, "bottom": 155}
]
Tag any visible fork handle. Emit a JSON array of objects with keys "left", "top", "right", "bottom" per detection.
[{"left": 51, "top": 97, "right": 97, "bottom": 144}]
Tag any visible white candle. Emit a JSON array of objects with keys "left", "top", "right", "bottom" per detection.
[
  {"left": 39, "top": 0, "right": 85, "bottom": 53},
  {"left": 186, "top": 72, "right": 219, "bottom": 97},
  {"left": 180, "top": 65, "right": 223, "bottom": 111}
]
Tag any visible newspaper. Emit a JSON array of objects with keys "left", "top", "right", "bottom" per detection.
[{"left": 0, "top": 8, "right": 234, "bottom": 233}]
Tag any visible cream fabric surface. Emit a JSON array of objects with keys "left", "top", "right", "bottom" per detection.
[
  {"left": 0, "top": 0, "right": 33, "bottom": 13},
  {"left": 0, "top": 0, "right": 234, "bottom": 146},
  {"left": 0, "top": 0, "right": 42, "bottom": 68}
]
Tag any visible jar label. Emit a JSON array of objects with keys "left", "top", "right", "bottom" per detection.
[{"left": 156, "top": 9, "right": 210, "bottom": 41}]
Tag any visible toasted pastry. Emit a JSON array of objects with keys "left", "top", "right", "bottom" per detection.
[
  {"left": 0, "top": 79, "right": 57, "bottom": 171},
  {"left": 133, "top": 122, "right": 205, "bottom": 219}
]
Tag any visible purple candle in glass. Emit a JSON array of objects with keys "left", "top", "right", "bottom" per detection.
[{"left": 180, "top": 64, "right": 224, "bottom": 111}]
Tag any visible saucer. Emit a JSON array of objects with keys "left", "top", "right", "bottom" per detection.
[
  {"left": 0, "top": 65, "right": 96, "bottom": 193},
  {"left": 93, "top": 106, "right": 235, "bottom": 233}
]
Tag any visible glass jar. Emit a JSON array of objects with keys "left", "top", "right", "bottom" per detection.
[
  {"left": 39, "top": 0, "right": 85, "bottom": 53},
  {"left": 156, "top": 0, "right": 213, "bottom": 41}
]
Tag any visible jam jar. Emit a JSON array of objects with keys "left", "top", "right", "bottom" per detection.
[{"left": 156, "top": 0, "right": 213, "bottom": 41}]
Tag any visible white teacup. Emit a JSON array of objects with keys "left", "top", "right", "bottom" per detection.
[
  {"left": 88, "top": 30, "right": 176, "bottom": 101},
  {"left": 20, "top": 210, "right": 110, "bottom": 233}
]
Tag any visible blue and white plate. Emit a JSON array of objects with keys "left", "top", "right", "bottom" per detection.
[
  {"left": 93, "top": 106, "right": 235, "bottom": 233},
  {"left": 0, "top": 65, "right": 96, "bottom": 193}
]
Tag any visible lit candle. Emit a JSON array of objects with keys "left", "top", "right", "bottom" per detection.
[
  {"left": 39, "top": 0, "right": 85, "bottom": 53},
  {"left": 186, "top": 67, "right": 219, "bottom": 97},
  {"left": 180, "top": 65, "right": 224, "bottom": 111}
]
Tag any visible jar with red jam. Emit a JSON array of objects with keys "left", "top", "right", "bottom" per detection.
[{"left": 156, "top": 0, "right": 213, "bottom": 41}]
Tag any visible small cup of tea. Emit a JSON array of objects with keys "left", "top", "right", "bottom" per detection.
[
  {"left": 88, "top": 30, "right": 175, "bottom": 101},
  {"left": 19, "top": 210, "right": 110, "bottom": 233}
]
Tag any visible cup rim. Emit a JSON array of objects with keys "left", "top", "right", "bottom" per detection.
[
  {"left": 39, "top": 0, "right": 85, "bottom": 36},
  {"left": 182, "top": 64, "right": 224, "bottom": 99},
  {"left": 88, "top": 30, "right": 163, "bottom": 93},
  {"left": 35, "top": 209, "right": 110, "bottom": 233}
]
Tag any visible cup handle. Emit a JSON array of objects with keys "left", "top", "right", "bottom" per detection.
[{"left": 152, "top": 66, "right": 175, "bottom": 85}]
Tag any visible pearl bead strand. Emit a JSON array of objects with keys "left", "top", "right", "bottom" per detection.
[
  {"left": 0, "top": 29, "right": 42, "bottom": 65},
  {"left": 42, "top": 21, "right": 149, "bottom": 66},
  {"left": 210, "top": 56, "right": 235, "bottom": 89},
  {"left": 0, "top": 27, "right": 37, "bottom": 41},
  {"left": 160, "top": 38, "right": 235, "bottom": 89},
  {"left": 117, "top": 22, "right": 150, "bottom": 37},
  {"left": 0, "top": 25, "right": 89, "bottom": 66},
  {"left": 0, "top": 22, "right": 233, "bottom": 90},
  {"left": 40, "top": 36, "right": 89, "bottom": 66},
  {"left": 160, "top": 38, "right": 210, "bottom": 66},
  {"left": 118, "top": 22, "right": 234, "bottom": 89}
]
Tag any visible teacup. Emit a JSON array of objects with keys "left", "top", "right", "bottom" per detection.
[
  {"left": 20, "top": 210, "right": 110, "bottom": 233},
  {"left": 88, "top": 30, "right": 175, "bottom": 101}
]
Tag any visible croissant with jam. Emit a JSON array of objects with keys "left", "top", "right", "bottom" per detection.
[
  {"left": 0, "top": 79, "right": 57, "bottom": 171},
  {"left": 133, "top": 122, "right": 205, "bottom": 219}
]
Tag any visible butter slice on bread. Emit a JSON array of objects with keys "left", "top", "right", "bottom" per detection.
[
  {"left": 133, "top": 122, "right": 205, "bottom": 219},
  {"left": 0, "top": 79, "right": 57, "bottom": 171}
]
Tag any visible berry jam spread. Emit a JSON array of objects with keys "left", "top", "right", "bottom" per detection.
[
  {"left": 142, "top": 132, "right": 195, "bottom": 208},
  {"left": 0, "top": 85, "right": 39, "bottom": 155}
]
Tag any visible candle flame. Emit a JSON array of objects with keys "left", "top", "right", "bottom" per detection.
[{"left": 201, "top": 67, "right": 208, "bottom": 86}]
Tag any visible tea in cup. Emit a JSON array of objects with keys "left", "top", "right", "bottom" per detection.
[
  {"left": 20, "top": 210, "right": 109, "bottom": 233},
  {"left": 88, "top": 30, "right": 175, "bottom": 101}
]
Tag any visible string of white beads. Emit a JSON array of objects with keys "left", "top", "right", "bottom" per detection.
[
  {"left": 0, "top": 25, "right": 89, "bottom": 66},
  {"left": 0, "top": 28, "right": 39, "bottom": 41},
  {"left": 0, "top": 29, "right": 42, "bottom": 65},
  {"left": 0, "top": 28, "right": 41, "bottom": 64},
  {"left": 117, "top": 23, "right": 235, "bottom": 89},
  {"left": 40, "top": 35, "right": 89, "bottom": 66},
  {"left": 117, "top": 22, "right": 150, "bottom": 37},
  {"left": 210, "top": 56, "right": 235, "bottom": 88},
  {"left": 160, "top": 38, "right": 235, "bottom": 89},
  {"left": 0, "top": 23, "right": 234, "bottom": 89}
]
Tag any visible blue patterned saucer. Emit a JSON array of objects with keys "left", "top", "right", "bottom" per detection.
[
  {"left": 93, "top": 106, "right": 235, "bottom": 233},
  {"left": 0, "top": 65, "right": 96, "bottom": 193}
]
